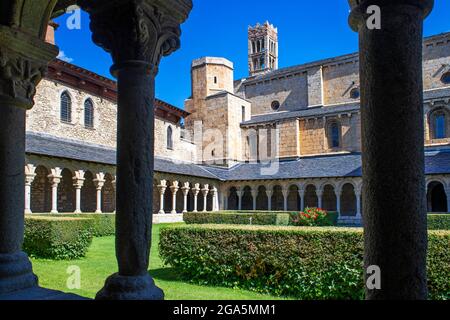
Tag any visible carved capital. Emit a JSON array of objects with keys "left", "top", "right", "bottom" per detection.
[
  {"left": 0, "top": 47, "right": 48, "bottom": 109},
  {"left": 79, "top": 0, "right": 191, "bottom": 76}
]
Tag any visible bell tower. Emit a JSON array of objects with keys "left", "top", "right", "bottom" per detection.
[{"left": 248, "top": 21, "right": 278, "bottom": 76}]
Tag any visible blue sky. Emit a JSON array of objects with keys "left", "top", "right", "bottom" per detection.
[{"left": 54, "top": 0, "right": 450, "bottom": 108}]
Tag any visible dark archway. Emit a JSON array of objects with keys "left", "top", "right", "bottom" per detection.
[
  {"left": 102, "top": 173, "right": 116, "bottom": 213},
  {"left": 58, "top": 168, "right": 75, "bottom": 213},
  {"left": 323, "top": 184, "right": 337, "bottom": 211},
  {"left": 341, "top": 183, "right": 356, "bottom": 216},
  {"left": 427, "top": 181, "right": 448, "bottom": 213},
  {"left": 228, "top": 187, "right": 238, "bottom": 210},
  {"left": 287, "top": 185, "right": 299, "bottom": 211},
  {"left": 304, "top": 184, "right": 318, "bottom": 208},
  {"left": 30, "top": 165, "right": 52, "bottom": 213},
  {"left": 81, "top": 171, "right": 96, "bottom": 213},
  {"left": 256, "top": 185, "right": 268, "bottom": 210},
  {"left": 271, "top": 185, "right": 284, "bottom": 211},
  {"left": 241, "top": 186, "right": 253, "bottom": 210}
]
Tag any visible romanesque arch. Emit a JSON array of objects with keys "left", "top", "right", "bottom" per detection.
[
  {"left": 81, "top": 171, "right": 96, "bottom": 213},
  {"left": 287, "top": 184, "right": 299, "bottom": 211},
  {"left": 304, "top": 184, "right": 318, "bottom": 208},
  {"left": 256, "top": 185, "right": 268, "bottom": 210},
  {"left": 427, "top": 181, "right": 448, "bottom": 212},
  {"left": 271, "top": 185, "right": 284, "bottom": 211},
  {"left": 58, "top": 168, "right": 75, "bottom": 213},
  {"left": 323, "top": 184, "right": 337, "bottom": 211},
  {"left": 340, "top": 183, "right": 357, "bottom": 216},
  {"left": 228, "top": 187, "right": 238, "bottom": 210},
  {"left": 241, "top": 186, "right": 253, "bottom": 210},
  {"left": 30, "top": 165, "right": 52, "bottom": 213}
]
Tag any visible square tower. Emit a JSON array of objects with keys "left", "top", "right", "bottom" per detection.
[{"left": 248, "top": 21, "right": 278, "bottom": 76}]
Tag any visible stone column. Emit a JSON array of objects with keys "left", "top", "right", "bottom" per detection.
[
  {"left": 157, "top": 180, "right": 167, "bottom": 214},
  {"left": 237, "top": 189, "right": 243, "bottom": 211},
  {"left": 80, "top": 0, "right": 191, "bottom": 300},
  {"left": 298, "top": 187, "right": 305, "bottom": 211},
  {"left": 0, "top": 10, "right": 59, "bottom": 297},
  {"left": 251, "top": 188, "right": 258, "bottom": 211},
  {"left": 94, "top": 173, "right": 106, "bottom": 214},
  {"left": 348, "top": 0, "right": 433, "bottom": 299},
  {"left": 335, "top": 186, "right": 342, "bottom": 218},
  {"left": 446, "top": 186, "right": 450, "bottom": 213},
  {"left": 48, "top": 168, "right": 62, "bottom": 214},
  {"left": 181, "top": 182, "right": 190, "bottom": 214},
  {"left": 170, "top": 181, "right": 179, "bottom": 214},
  {"left": 355, "top": 185, "right": 362, "bottom": 219},
  {"left": 24, "top": 165, "right": 37, "bottom": 214},
  {"left": 192, "top": 184, "right": 200, "bottom": 213},
  {"left": 281, "top": 187, "right": 289, "bottom": 211},
  {"left": 266, "top": 188, "right": 273, "bottom": 211},
  {"left": 201, "top": 184, "right": 209, "bottom": 212},
  {"left": 317, "top": 187, "right": 324, "bottom": 209},
  {"left": 73, "top": 171, "right": 85, "bottom": 214},
  {"left": 211, "top": 187, "right": 219, "bottom": 212}
]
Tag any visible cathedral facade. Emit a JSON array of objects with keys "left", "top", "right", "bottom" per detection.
[{"left": 24, "top": 23, "right": 450, "bottom": 225}]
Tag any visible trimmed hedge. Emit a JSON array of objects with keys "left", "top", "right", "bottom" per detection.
[
  {"left": 184, "top": 211, "right": 290, "bottom": 226},
  {"left": 24, "top": 216, "right": 94, "bottom": 260},
  {"left": 32, "top": 213, "right": 116, "bottom": 237},
  {"left": 160, "top": 224, "right": 450, "bottom": 300},
  {"left": 428, "top": 214, "right": 450, "bottom": 230}
]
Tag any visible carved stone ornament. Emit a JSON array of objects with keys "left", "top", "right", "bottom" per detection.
[
  {"left": 0, "top": 48, "right": 48, "bottom": 109},
  {"left": 79, "top": 0, "right": 186, "bottom": 76}
]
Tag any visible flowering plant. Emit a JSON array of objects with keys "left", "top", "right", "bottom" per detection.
[{"left": 291, "top": 207, "right": 329, "bottom": 226}]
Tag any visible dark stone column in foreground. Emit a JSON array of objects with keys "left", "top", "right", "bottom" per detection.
[
  {"left": 79, "top": 0, "right": 192, "bottom": 300},
  {"left": 0, "top": 26, "right": 57, "bottom": 298},
  {"left": 348, "top": 0, "right": 434, "bottom": 299}
]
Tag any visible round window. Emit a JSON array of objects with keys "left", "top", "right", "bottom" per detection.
[
  {"left": 271, "top": 100, "right": 280, "bottom": 111},
  {"left": 441, "top": 72, "right": 450, "bottom": 84},
  {"left": 350, "top": 88, "right": 360, "bottom": 99}
]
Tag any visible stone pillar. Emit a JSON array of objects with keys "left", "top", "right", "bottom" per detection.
[
  {"left": 181, "top": 182, "right": 190, "bottom": 214},
  {"left": 211, "top": 187, "right": 219, "bottom": 212},
  {"left": 0, "top": 9, "right": 59, "bottom": 297},
  {"left": 201, "top": 184, "right": 209, "bottom": 212},
  {"left": 192, "top": 184, "right": 200, "bottom": 213},
  {"left": 157, "top": 180, "right": 167, "bottom": 214},
  {"left": 355, "top": 185, "right": 362, "bottom": 219},
  {"left": 237, "top": 189, "right": 243, "bottom": 211},
  {"left": 317, "top": 187, "right": 324, "bottom": 209},
  {"left": 48, "top": 168, "right": 62, "bottom": 214},
  {"left": 94, "top": 173, "right": 106, "bottom": 214},
  {"left": 298, "top": 187, "right": 305, "bottom": 211},
  {"left": 348, "top": 0, "right": 433, "bottom": 299},
  {"left": 251, "top": 188, "right": 258, "bottom": 211},
  {"left": 73, "top": 171, "right": 85, "bottom": 214},
  {"left": 446, "top": 186, "right": 450, "bottom": 213},
  {"left": 80, "top": 0, "right": 191, "bottom": 300},
  {"left": 335, "top": 186, "right": 342, "bottom": 218},
  {"left": 170, "top": 181, "right": 179, "bottom": 214},
  {"left": 266, "top": 188, "right": 273, "bottom": 211},
  {"left": 24, "top": 165, "right": 37, "bottom": 214},
  {"left": 281, "top": 187, "right": 289, "bottom": 211}
]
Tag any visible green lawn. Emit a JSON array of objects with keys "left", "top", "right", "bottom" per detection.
[{"left": 32, "top": 223, "right": 283, "bottom": 300}]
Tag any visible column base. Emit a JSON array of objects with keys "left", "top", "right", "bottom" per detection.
[
  {"left": 182, "top": 210, "right": 187, "bottom": 214},
  {"left": 74, "top": 210, "right": 82, "bottom": 214},
  {"left": 24, "top": 209, "right": 32, "bottom": 215},
  {"left": 95, "top": 210, "right": 102, "bottom": 214},
  {"left": 170, "top": 211, "right": 177, "bottom": 214},
  {"left": 0, "top": 252, "right": 38, "bottom": 296},
  {"left": 96, "top": 273, "right": 164, "bottom": 300},
  {"left": 158, "top": 210, "right": 165, "bottom": 214},
  {"left": 50, "top": 210, "right": 58, "bottom": 214}
]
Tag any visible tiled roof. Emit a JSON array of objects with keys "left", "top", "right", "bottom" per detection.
[{"left": 25, "top": 132, "right": 450, "bottom": 182}]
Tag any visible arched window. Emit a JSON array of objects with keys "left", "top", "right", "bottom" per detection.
[
  {"left": 328, "top": 121, "right": 341, "bottom": 148},
  {"left": 441, "top": 72, "right": 450, "bottom": 84},
  {"left": 167, "top": 126, "right": 173, "bottom": 150},
  {"left": 84, "top": 99, "right": 94, "bottom": 128},
  {"left": 431, "top": 110, "right": 447, "bottom": 139},
  {"left": 60, "top": 91, "right": 72, "bottom": 123}
]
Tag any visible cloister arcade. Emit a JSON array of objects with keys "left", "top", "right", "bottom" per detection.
[{"left": 24, "top": 162, "right": 450, "bottom": 216}]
